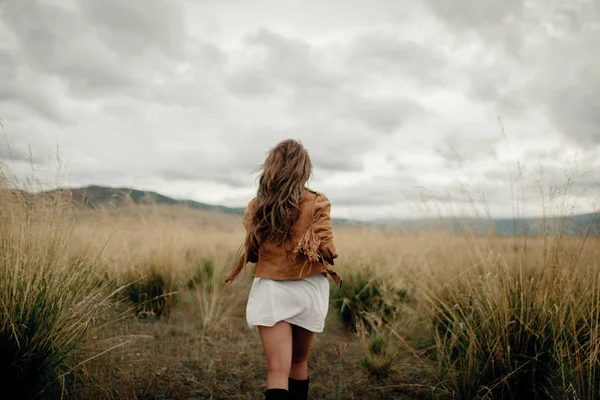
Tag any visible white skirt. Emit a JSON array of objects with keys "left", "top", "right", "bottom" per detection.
[{"left": 246, "top": 273, "right": 330, "bottom": 333}]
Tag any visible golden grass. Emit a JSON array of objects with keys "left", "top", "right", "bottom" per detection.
[
  {"left": 2, "top": 166, "right": 599, "bottom": 398},
  {"left": 0, "top": 176, "right": 115, "bottom": 398}
]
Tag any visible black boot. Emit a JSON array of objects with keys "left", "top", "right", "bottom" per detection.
[
  {"left": 264, "top": 388, "right": 289, "bottom": 399},
  {"left": 288, "top": 378, "right": 309, "bottom": 400}
]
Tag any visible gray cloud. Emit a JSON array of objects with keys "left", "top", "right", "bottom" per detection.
[
  {"left": 225, "top": 29, "right": 428, "bottom": 137},
  {"left": 326, "top": 173, "right": 421, "bottom": 207},
  {"left": 0, "top": 131, "right": 54, "bottom": 165},
  {"left": 424, "top": 0, "right": 526, "bottom": 54},
  {"left": 0, "top": 49, "right": 68, "bottom": 123},
  {"left": 0, "top": 0, "right": 191, "bottom": 106},
  {"left": 1, "top": 1, "right": 137, "bottom": 97},
  {"left": 425, "top": 0, "right": 600, "bottom": 145},
  {"left": 224, "top": 29, "right": 349, "bottom": 112},
  {"left": 348, "top": 32, "right": 448, "bottom": 86},
  {"left": 1, "top": 0, "right": 598, "bottom": 218},
  {"left": 546, "top": 68, "right": 600, "bottom": 145},
  {"left": 435, "top": 130, "right": 501, "bottom": 166},
  {"left": 426, "top": 0, "right": 524, "bottom": 28},
  {"left": 226, "top": 69, "right": 278, "bottom": 98},
  {"left": 79, "top": 0, "right": 186, "bottom": 58},
  {"left": 0, "top": 143, "right": 29, "bottom": 163},
  {"left": 248, "top": 29, "right": 342, "bottom": 91},
  {"left": 0, "top": 83, "right": 68, "bottom": 125},
  {"left": 533, "top": 13, "right": 599, "bottom": 145},
  {"left": 339, "top": 94, "right": 427, "bottom": 134}
]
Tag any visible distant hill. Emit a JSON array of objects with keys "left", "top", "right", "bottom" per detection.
[
  {"left": 389, "top": 213, "right": 599, "bottom": 236},
  {"left": 52, "top": 185, "right": 246, "bottom": 216},
  {"left": 48, "top": 185, "right": 598, "bottom": 235}
]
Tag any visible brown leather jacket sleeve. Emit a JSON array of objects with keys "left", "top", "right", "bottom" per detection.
[{"left": 313, "top": 194, "right": 338, "bottom": 265}]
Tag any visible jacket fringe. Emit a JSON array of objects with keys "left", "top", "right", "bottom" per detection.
[
  {"left": 292, "top": 227, "right": 342, "bottom": 287},
  {"left": 324, "top": 267, "right": 342, "bottom": 287},
  {"left": 292, "top": 222, "right": 321, "bottom": 277},
  {"left": 291, "top": 196, "right": 342, "bottom": 287}
]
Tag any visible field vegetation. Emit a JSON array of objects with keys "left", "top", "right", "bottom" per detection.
[{"left": 1, "top": 164, "right": 599, "bottom": 399}]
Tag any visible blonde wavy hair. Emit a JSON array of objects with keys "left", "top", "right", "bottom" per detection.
[{"left": 249, "top": 139, "right": 313, "bottom": 248}]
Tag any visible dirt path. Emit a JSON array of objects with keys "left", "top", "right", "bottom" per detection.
[{"left": 70, "top": 307, "right": 439, "bottom": 399}]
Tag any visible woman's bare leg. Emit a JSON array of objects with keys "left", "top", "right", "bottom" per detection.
[
  {"left": 289, "top": 324, "right": 314, "bottom": 380},
  {"left": 258, "top": 321, "right": 293, "bottom": 389}
]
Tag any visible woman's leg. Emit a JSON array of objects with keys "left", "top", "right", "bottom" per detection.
[
  {"left": 289, "top": 324, "right": 314, "bottom": 380},
  {"left": 258, "top": 321, "right": 293, "bottom": 389}
]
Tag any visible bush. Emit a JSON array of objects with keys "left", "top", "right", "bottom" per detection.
[
  {"left": 330, "top": 263, "right": 407, "bottom": 331},
  {"left": 126, "top": 267, "right": 175, "bottom": 318}
]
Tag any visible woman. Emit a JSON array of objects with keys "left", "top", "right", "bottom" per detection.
[{"left": 225, "top": 139, "right": 341, "bottom": 400}]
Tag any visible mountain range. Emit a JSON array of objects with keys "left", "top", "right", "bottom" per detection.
[
  {"left": 54, "top": 185, "right": 598, "bottom": 236},
  {"left": 60, "top": 185, "right": 246, "bottom": 215}
]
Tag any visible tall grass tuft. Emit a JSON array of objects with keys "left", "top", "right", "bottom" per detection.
[
  {"left": 358, "top": 313, "right": 403, "bottom": 377},
  {"left": 0, "top": 168, "right": 113, "bottom": 398},
  {"left": 420, "top": 226, "right": 600, "bottom": 399},
  {"left": 183, "top": 252, "right": 245, "bottom": 332}
]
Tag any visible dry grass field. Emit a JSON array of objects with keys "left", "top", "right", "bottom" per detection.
[{"left": 2, "top": 170, "right": 600, "bottom": 399}]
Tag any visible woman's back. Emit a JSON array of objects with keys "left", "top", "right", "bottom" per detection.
[{"left": 226, "top": 188, "right": 340, "bottom": 285}]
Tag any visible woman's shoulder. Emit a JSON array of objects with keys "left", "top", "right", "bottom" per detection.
[
  {"left": 301, "top": 188, "right": 318, "bottom": 203},
  {"left": 302, "top": 188, "right": 331, "bottom": 208},
  {"left": 304, "top": 187, "right": 331, "bottom": 199},
  {"left": 303, "top": 187, "right": 323, "bottom": 197}
]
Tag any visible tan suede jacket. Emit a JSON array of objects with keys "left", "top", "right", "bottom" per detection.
[{"left": 224, "top": 189, "right": 341, "bottom": 286}]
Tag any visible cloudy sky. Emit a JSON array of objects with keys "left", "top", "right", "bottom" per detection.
[{"left": 1, "top": 0, "right": 599, "bottom": 219}]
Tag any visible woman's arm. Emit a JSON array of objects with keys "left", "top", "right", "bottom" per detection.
[{"left": 224, "top": 198, "right": 257, "bottom": 285}]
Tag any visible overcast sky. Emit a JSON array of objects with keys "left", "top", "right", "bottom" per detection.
[{"left": 1, "top": 0, "right": 599, "bottom": 219}]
